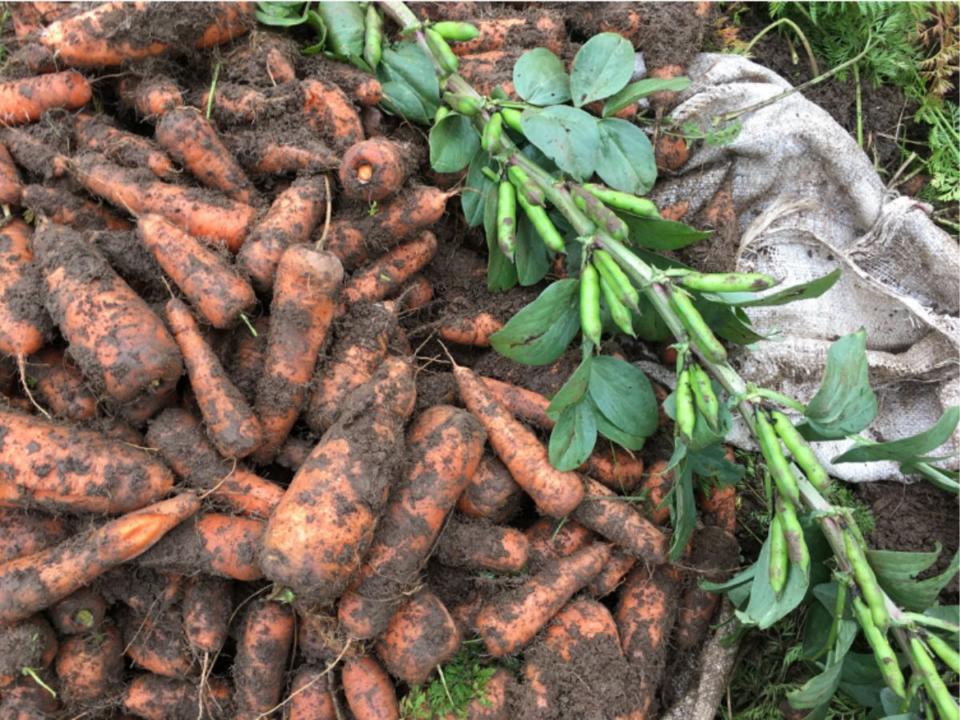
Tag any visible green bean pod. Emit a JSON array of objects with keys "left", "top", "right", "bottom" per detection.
[
  {"left": 675, "top": 368, "right": 696, "bottom": 441},
  {"left": 432, "top": 20, "right": 480, "bottom": 41},
  {"left": 583, "top": 183, "right": 659, "bottom": 218},
  {"left": 496, "top": 180, "right": 516, "bottom": 262},
  {"left": 363, "top": 4, "right": 383, "bottom": 69},
  {"left": 425, "top": 27, "right": 459, "bottom": 74},
  {"left": 592, "top": 249, "right": 640, "bottom": 310},
  {"left": 668, "top": 287, "right": 728, "bottom": 363},
  {"left": 770, "top": 410, "right": 830, "bottom": 490},
  {"left": 926, "top": 632, "right": 960, "bottom": 675},
  {"left": 501, "top": 107, "right": 524, "bottom": 133},
  {"left": 768, "top": 514, "right": 788, "bottom": 594},
  {"left": 689, "top": 364, "right": 720, "bottom": 432},
  {"left": 571, "top": 186, "right": 629, "bottom": 241},
  {"left": 755, "top": 411, "right": 801, "bottom": 506},
  {"left": 481, "top": 112, "right": 504, "bottom": 153},
  {"left": 776, "top": 494, "right": 809, "bottom": 575},
  {"left": 507, "top": 165, "right": 545, "bottom": 207},
  {"left": 852, "top": 597, "right": 907, "bottom": 699},
  {"left": 843, "top": 531, "right": 890, "bottom": 631},
  {"left": 443, "top": 92, "right": 482, "bottom": 117},
  {"left": 598, "top": 269, "right": 635, "bottom": 337},
  {"left": 910, "top": 637, "right": 960, "bottom": 720},
  {"left": 579, "top": 264, "right": 602, "bottom": 347},
  {"left": 516, "top": 191, "right": 565, "bottom": 253},
  {"left": 679, "top": 271, "right": 779, "bottom": 293}
]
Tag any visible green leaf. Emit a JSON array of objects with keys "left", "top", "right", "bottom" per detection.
[
  {"left": 868, "top": 545, "right": 959, "bottom": 611},
  {"left": 704, "top": 269, "right": 842, "bottom": 308},
  {"left": 833, "top": 407, "right": 959, "bottom": 464},
  {"left": 592, "top": 401, "right": 647, "bottom": 451},
  {"left": 619, "top": 214, "right": 712, "bottom": 251},
  {"left": 316, "top": 1, "right": 364, "bottom": 59},
  {"left": 588, "top": 357, "right": 658, "bottom": 439},
  {"left": 512, "top": 48, "right": 570, "bottom": 106},
  {"left": 703, "top": 562, "right": 756, "bottom": 595},
  {"left": 483, "top": 181, "right": 517, "bottom": 292},
  {"left": 462, "top": 151, "right": 494, "bottom": 227},
  {"left": 802, "top": 330, "right": 877, "bottom": 440},
  {"left": 489, "top": 279, "right": 580, "bottom": 365},
  {"left": 697, "top": 297, "right": 769, "bottom": 346},
  {"left": 787, "top": 660, "right": 844, "bottom": 710},
  {"left": 569, "top": 32, "right": 635, "bottom": 107},
  {"left": 522, "top": 106, "right": 600, "bottom": 181},
  {"left": 837, "top": 652, "right": 886, "bottom": 709},
  {"left": 378, "top": 42, "right": 440, "bottom": 123},
  {"left": 515, "top": 213, "right": 552, "bottom": 286},
  {"left": 547, "top": 355, "right": 593, "bottom": 418},
  {"left": 689, "top": 443, "right": 746, "bottom": 485},
  {"left": 380, "top": 80, "right": 435, "bottom": 125},
  {"left": 594, "top": 118, "right": 657, "bottom": 196},
  {"left": 429, "top": 114, "right": 480, "bottom": 173},
  {"left": 738, "top": 524, "right": 810, "bottom": 629},
  {"left": 602, "top": 76, "right": 691, "bottom": 117},
  {"left": 631, "top": 293, "right": 672, "bottom": 342},
  {"left": 256, "top": 5, "right": 309, "bottom": 27},
  {"left": 668, "top": 456, "right": 697, "bottom": 560},
  {"left": 549, "top": 399, "right": 597, "bottom": 471}
]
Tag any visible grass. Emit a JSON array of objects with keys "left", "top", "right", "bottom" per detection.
[{"left": 399, "top": 643, "right": 499, "bottom": 720}]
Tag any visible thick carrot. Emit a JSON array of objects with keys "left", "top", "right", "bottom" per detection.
[
  {"left": 304, "top": 55, "right": 383, "bottom": 106},
  {"left": 146, "top": 408, "right": 282, "bottom": 518},
  {"left": 342, "top": 656, "right": 399, "bottom": 720},
  {"left": 182, "top": 575, "right": 233, "bottom": 655},
  {"left": 124, "top": 604, "right": 197, "bottom": 679},
  {"left": 232, "top": 130, "right": 338, "bottom": 175},
  {"left": 118, "top": 75, "right": 183, "bottom": 120},
  {"left": 0, "top": 219, "right": 50, "bottom": 357},
  {"left": 572, "top": 477, "right": 668, "bottom": 563},
  {"left": 73, "top": 154, "right": 256, "bottom": 252},
  {"left": 376, "top": 590, "right": 462, "bottom": 685},
  {"left": 137, "top": 513, "right": 264, "bottom": 582},
  {"left": 641, "top": 459, "right": 672, "bottom": 525},
  {"left": 454, "top": 363, "right": 584, "bottom": 518},
  {"left": 589, "top": 550, "right": 637, "bottom": 598},
  {"left": 1, "top": 127, "right": 70, "bottom": 180},
  {"left": 195, "top": 2, "right": 255, "bottom": 48},
  {"left": 400, "top": 274, "right": 434, "bottom": 311},
  {"left": 448, "top": 12, "right": 565, "bottom": 57},
  {"left": 56, "top": 620, "right": 124, "bottom": 704},
  {"left": 305, "top": 301, "right": 396, "bottom": 432},
  {"left": 436, "top": 517, "right": 530, "bottom": 573},
  {"left": 0, "top": 144, "right": 23, "bottom": 205},
  {"left": 140, "top": 215, "right": 255, "bottom": 329},
  {"left": 101, "top": 566, "right": 183, "bottom": 615},
  {"left": 325, "top": 184, "right": 451, "bottom": 270},
  {"left": 655, "top": 131, "right": 689, "bottom": 173},
  {"left": 0, "top": 407, "right": 173, "bottom": 513},
  {"left": 674, "top": 526, "right": 739, "bottom": 651},
  {"left": 342, "top": 230, "right": 438, "bottom": 307},
  {"left": 8, "top": 4, "right": 42, "bottom": 40},
  {"left": 252, "top": 246, "right": 343, "bottom": 463},
  {"left": 302, "top": 78, "right": 363, "bottom": 151},
  {"left": 165, "top": 298, "right": 262, "bottom": 458},
  {"left": 457, "top": 453, "right": 527, "bottom": 524},
  {"left": 583, "top": 447, "right": 646, "bottom": 493},
  {"left": 0, "top": 508, "right": 67, "bottom": 563},
  {"left": 438, "top": 668, "right": 511, "bottom": 720},
  {"left": 261, "top": 357, "right": 416, "bottom": 603},
  {"left": 0, "top": 70, "right": 90, "bottom": 125},
  {"left": 615, "top": 565, "right": 682, "bottom": 682},
  {"left": 20, "top": 184, "right": 132, "bottom": 232},
  {"left": 476, "top": 542, "right": 611, "bottom": 656},
  {"left": 544, "top": 598, "right": 620, "bottom": 661},
  {"left": 525, "top": 517, "right": 595, "bottom": 571},
  {"left": 0, "top": 493, "right": 200, "bottom": 623},
  {"left": 0, "top": 674, "right": 60, "bottom": 718},
  {"left": 123, "top": 673, "right": 231, "bottom": 720},
  {"left": 337, "top": 404, "right": 485, "bottom": 638},
  {"left": 339, "top": 138, "right": 416, "bottom": 202},
  {"left": 74, "top": 113, "right": 176, "bottom": 180},
  {"left": 27, "top": 346, "right": 97, "bottom": 421},
  {"left": 233, "top": 599, "right": 294, "bottom": 718},
  {"left": 237, "top": 173, "right": 326, "bottom": 291},
  {"left": 49, "top": 586, "right": 107, "bottom": 634},
  {"left": 287, "top": 666, "right": 336, "bottom": 720},
  {"left": 439, "top": 312, "right": 504, "bottom": 348}
]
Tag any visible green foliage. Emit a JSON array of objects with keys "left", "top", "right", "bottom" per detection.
[
  {"left": 429, "top": 114, "right": 480, "bottom": 172},
  {"left": 399, "top": 647, "right": 499, "bottom": 720},
  {"left": 569, "top": 33, "right": 635, "bottom": 107},
  {"left": 378, "top": 42, "right": 441, "bottom": 124},
  {"left": 513, "top": 48, "right": 571, "bottom": 105}
]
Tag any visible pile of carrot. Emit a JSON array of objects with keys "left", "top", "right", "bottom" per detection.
[{"left": 0, "top": 3, "right": 742, "bottom": 719}]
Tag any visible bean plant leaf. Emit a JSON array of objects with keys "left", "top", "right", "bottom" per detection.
[
  {"left": 316, "top": 1, "right": 364, "bottom": 59},
  {"left": 832, "top": 407, "right": 959, "bottom": 464},
  {"left": 619, "top": 214, "right": 712, "bottom": 250},
  {"left": 668, "top": 455, "right": 697, "bottom": 560},
  {"left": 787, "top": 660, "right": 844, "bottom": 710},
  {"left": 462, "top": 151, "right": 494, "bottom": 227},
  {"left": 483, "top": 182, "right": 517, "bottom": 292},
  {"left": 490, "top": 279, "right": 580, "bottom": 365},
  {"left": 595, "top": 119, "right": 657, "bottom": 196},
  {"left": 378, "top": 42, "right": 440, "bottom": 124},
  {"left": 588, "top": 356, "right": 658, "bottom": 440},
  {"left": 522, "top": 106, "right": 600, "bottom": 181},
  {"left": 513, "top": 48, "right": 571, "bottom": 105},
  {"left": 592, "top": 401, "right": 648, "bottom": 451},
  {"left": 570, "top": 32, "right": 635, "bottom": 106},
  {"left": 868, "top": 545, "right": 959, "bottom": 611},
  {"left": 602, "top": 76, "right": 692, "bottom": 117},
  {"left": 547, "top": 355, "right": 593, "bottom": 418},
  {"left": 703, "top": 269, "right": 842, "bottom": 308},
  {"left": 429, "top": 114, "right": 480, "bottom": 173},
  {"left": 256, "top": 2, "right": 310, "bottom": 26},
  {"left": 801, "top": 330, "right": 877, "bottom": 440},
  {"left": 549, "top": 399, "right": 597, "bottom": 471}
]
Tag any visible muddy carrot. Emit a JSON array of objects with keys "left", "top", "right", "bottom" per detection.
[
  {"left": 26, "top": 346, "right": 97, "bottom": 421},
  {"left": 0, "top": 219, "right": 50, "bottom": 358},
  {"left": 118, "top": 75, "right": 183, "bottom": 120},
  {"left": 341, "top": 230, "right": 438, "bottom": 307},
  {"left": 0, "top": 144, "right": 23, "bottom": 205},
  {"left": 583, "top": 447, "right": 646, "bottom": 492},
  {"left": 8, "top": 4, "right": 42, "bottom": 40},
  {"left": 0, "top": 674, "right": 60, "bottom": 718},
  {"left": 0, "top": 614, "right": 58, "bottom": 680},
  {"left": 589, "top": 550, "right": 637, "bottom": 598},
  {"left": 275, "top": 435, "right": 313, "bottom": 471},
  {"left": 476, "top": 542, "right": 611, "bottom": 656},
  {"left": 572, "top": 477, "right": 668, "bottom": 563},
  {"left": 400, "top": 274, "right": 434, "bottom": 310},
  {"left": 339, "top": 137, "right": 416, "bottom": 202},
  {"left": 75, "top": 113, "right": 176, "bottom": 180},
  {"left": 127, "top": 609, "right": 195, "bottom": 679},
  {"left": 233, "top": 599, "right": 294, "bottom": 718},
  {"left": 699, "top": 480, "right": 737, "bottom": 534},
  {"left": 1, "top": 127, "right": 70, "bottom": 179},
  {"left": 479, "top": 375, "right": 553, "bottom": 429},
  {"left": 447, "top": 12, "right": 565, "bottom": 57},
  {"left": 439, "top": 311, "right": 504, "bottom": 348},
  {"left": 305, "top": 301, "right": 396, "bottom": 432},
  {"left": 123, "top": 673, "right": 231, "bottom": 720},
  {"left": 457, "top": 453, "right": 527, "bottom": 524},
  {"left": 0, "top": 509, "right": 67, "bottom": 564},
  {"left": 182, "top": 575, "right": 233, "bottom": 655},
  {"left": 302, "top": 78, "right": 363, "bottom": 151},
  {"left": 288, "top": 666, "right": 336, "bottom": 720},
  {"left": 233, "top": 131, "right": 339, "bottom": 175},
  {"left": 454, "top": 363, "right": 584, "bottom": 517},
  {"left": 674, "top": 527, "right": 739, "bottom": 651},
  {"left": 456, "top": 50, "right": 518, "bottom": 97},
  {"left": 304, "top": 55, "right": 384, "bottom": 106},
  {"left": 337, "top": 404, "right": 485, "bottom": 638},
  {"left": 199, "top": 81, "right": 271, "bottom": 125},
  {"left": 20, "top": 184, "right": 132, "bottom": 232},
  {"left": 55, "top": 621, "right": 124, "bottom": 704},
  {"left": 0, "top": 70, "right": 90, "bottom": 124},
  {"left": 641, "top": 459, "right": 673, "bottom": 525},
  {"left": 436, "top": 517, "right": 529, "bottom": 573},
  {"left": 252, "top": 246, "right": 343, "bottom": 463},
  {"left": 49, "top": 587, "right": 106, "bottom": 634},
  {"left": 376, "top": 590, "right": 462, "bottom": 685},
  {"left": 342, "top": 656, "right": 399, "bottom": 720},
  {"left": 525, "top": 518, "right": 595, "bottom": 571},
  {"left": 615, "top": 565, "right": 682, "bottom": 681},
  {"left": 0, "top": 493, "right": 200, "bottom": 623},
  {"left": 237, "top": 173, "right": 327, "bottom": 291},
  {"left": 227, "top": 315, "right": 268, "bottom": 404}
]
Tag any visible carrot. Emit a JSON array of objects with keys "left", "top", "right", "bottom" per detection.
[
  {"left": 146, "top": 408, "right": 283, "bottom": 518},
  {"left": 137, "top": 513, "right": 264, "bottom": 582},
  {"left": 73, "top": 154, "right": 257, "bottom": 252},
  {"left": 640, "top": 459, "right": 672, "bottom": 525},
  {"left": 118, "top": 75, "right": 183, "bottom": 120},
  {"left": 275, "top": 435, "right": 312, "bottom": 471},
  {"left": 299, "top": 609, "right": 355, "bottom": 666},
  {"left": 304, "top": 56, "right": 383, "bottom": 106},
  {"left": 26, "top": 346, "right": 97, "bottom": 421},
  {"left": 479, "top": 376, "right": 553, "bottom": 429},
  {"left": 525, "top": 517, "right": 595, "bottom": 571},
  {"left": 699, "top": 480, "right": 737, "bottom": 534},
  {"left": 545, "top": 598, "right": 620, "bottom": 660},
  {"left": 182, "top": 575, "right": 233, "bottom": 656},
  {"left": 438, "top": 668, "right": 511, "bottom": 720},
  {"left": 0, "top": 508, "right": 67, "bottom": 564},
  {"left": 155, "top": 107, "right": 256, "bottom": 204},
  {"left": 674, "top": 526, "right": 739, "bottom": 651},
  {"left": 0, "top": 407, "right": 173, "bottom": 513},
  {"left": 252, "top": 246, "right": 343, "bottom": 463},
  {"left": 448, "top": 593, "right": 485, "bottom": 638},
  {"left": 655, "top": 132, "right": 689, "bottom": 173},
  {"left": 457, "top": 453, "right": 527, "bottom": 524},
  {"left": 325, "top": 184, "right": 452, "bottom": 270},
  {"left": 199, "top": 81, "right": 301, "bottom": 126},
  {"left": 400, "top": 274, "right": 434, "bottom": 311},
  {"left": 453, "top": 363, "right": 584, "bottom": 518},
  {"left": 261, "top": 357, "right": 416, "bottom": 603},
  {"left": 448, "top": 12, "right": 565, "bottom": 57},
  {"left": 8, "top": 4, "right": 42, "bottom": 40},
  {"left": 0, "top": 493, "right": 200, "bottom": 623},
  {"left": 342, "top": 655, "right": 399, "bottom": 720},
  {"left": 337, "top": 404, "right": 485, "bottom": 638},
  {"left": 20, "top": 184, "right": 132, "bottom": 231},
  {"left": 0, "top": 127, "right": 70, "bottom": 179},
  {"left": 287, "top": 666, "right": 336, "bottom": 720},
  {"left": 375, "top": 590, "right": 462, "bottom": 686},
  {"left": 0, "top": 615, "right": 58, "bottom": 679},
  {"left": 49, "top": 586, "right": 107, "bottom": 634},
  {"left": 589, "top": 550, "right": 637, "bottom": 598},
  {"left": 572, "top": 477, "right": 668, "bottom": 563},
  {"left": 232, "top": 130, "right": 338, "bottom": 175},
  {"left": 124, "top": 603, "right": 197, "bottom": 679},
  {"left": 439, "top": 311, "right": 504, "bottom": 348},
  {"left": 340, "top": 229, "right": 438, "bottom": 309},
  {"left": 457, "top": 50, "right": 517, "bottom": 97},
  {"left": 222, "top": 32, "right": 299, "bottom": 87},
  {"left": 101, "top": 567, "right": 183, "bottom": 615},
  {"left": 615, "top": 565, "right": 682, "bottom": 685},
  {"left": 0, "top": 70, "right": 90, "bottom": 125},
  {"left": 436, "top": 517, "right": 530, "bottom": 573},
  {"left": 237, "top": 173, "right": 327, "bottom": 291},
  {"left": 233, "top": 599, "right": 294, "bottom": 718},
  {"left": 0, "top": 674, "right": 60, "bottom": 718},
  {"left": 583, "top": 446, "right": 646, "bottom": 493},
  {"left": 0, "top": 144, "right": 23, "bottom": 205},
  {"left": 75, "top": 113, "right": 176, "bottom": 180},
  {"left": 305, "top": 301, "right": 396, "bottom": 432},
  {"left": 302, "top": 78, "right": 363, "bottom": 151},
  {"left": 55, "top": 620, "right": 124, "bottom": 704},
  {"left": 195, "top": 2, "right": 255, "bottom": 48},
  {"left": 140, "top": 215, "right": 255, "bottom": 329},
  {"left": 339, "top": 138, "right": 416, "bottom": 202},
  {"left": 165, "top": 298, "right": 262, "bottom": 458},
  {"left": 227, "top": 315, "right": 268, "bottom": 404},
  {"left": 476, "top": 542, "right": 611, "bottom": 657},
  {"left": 123, "top": 673, "right": 231, "bottom": 720},
  {"left": 0, "top": 219, "right": 51, "bottom": 358}
]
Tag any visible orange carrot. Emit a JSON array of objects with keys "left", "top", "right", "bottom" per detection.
[
  {"left": 20, "top": 184, "right": 133, "bottom": 231},
  {"left": 588, "top": 550, "right": 636, "bottom": 598},
  {"left": 479, "top": 375, "right": 553, "bottom": 429},
  {"left": 101, "top": 566, "right": 183, "bottom": 615},
  {"left": 342, "top": 230, "right": 438, "bottom": 307},
  {"left": 74, "top": 112, "right": 176, "bottom": 180},
  {"left": 302, "top": 78, "right": 363, "bottom": 151},
  {"left": 400, "top": 274, "right": 434, "bottom": 311},
  {"left": 0, "top": 144, "right": 23, "bottom": 205},
  {"left": 228, "top": 314, "right": 268, "bottom": 404},
  {"left": 476, "top": 542, "right": 611, "bottom": 656},
  {"left": 544, "top": 597, "right": 620, "bottom": 661},
  {"left": 0, "top": 508, "right": 67, "bottom": 564},
  {"left": 0, "top": 70, "right": 90, "bottom": 125},
  {"left": 8, "top": 4, "right": 42, "bottom": 40},
  {"left": 233, "top": 599, "right": 294, "bottom": 718},
  {"left": 0, "top": 493, "right": 200, "bottom": 623},
  {"left": 0, "top": 219, "right": 50, "bottom": 358},
  {"left": 127, "top": 608, "right": 196, "bottom": 680},
  {"left": 699, "top": 480, "right": 737, "bottom": 534},
  {"left": 457, "top": 50, "right": 517, "bottom": 97},
  {"left": 640, "top": 459, "right": 673, "bottom": 525},
  {"left": 303, "top": 55, "right": 383, "bottom": 106},
  {"left": 439, "top": 312, "right": 504, "bottom": 348},
  {"left": 457, "top": 453, "right": 527, "bottom": 524},
  {"left": 453, "top": 363, "right": 585, "bottom": 518},
  {"left": 342, "top": 656, "right": 399, "bottom": 720},
  {"left": 1, "top": 127, "right": 70, "bottom": 179},
  {"left": 339, "top": 137, "right": 416, "bottom": 202},
  {"left": 615, "top": 565, "right": 682, "bottom": 685},
  {"left": 436, "top": 517, "right": 529, "bottom": 573},
  {"left": 337, "top": 404, "right": 485, "bottom": 638},
  {"left": 49, "top": 586, "right": 107, "bottom": 634},
  {"left": 448, "top": 12, "right": 565, "bottom": 57},
  {"left": 122, "top": 673, "right": 231, "bottom": 720},
  {"left": 252, "top": 246, "right": 343, "bottom": 463},
  {"left": 118, "top": 75, "right": 183, "bottom": 120},
  {"left": 583, "top": 446, "right": 646, "bottom": 493},
  {"left": 655, "top": 131, "right": 689, "bottom": 173},
  {"left": 27, "top": 346, "right": 97, "bottom": 421},
  {"left": 376, "top": 590, "right": 462, "bottom": 685},
  {"left": 55, "top": 620, "right": 124, "bottom": 704},
  {"left": 287, "top": 666, "right": 336, "bottom": 720},
  {"left": 232, "top": 130, "right": 338, "bottom": 175},
  {"left": 261, "top": 357, "right": 416, "bottom": 603},
  {"left": 572, "top": 477, "right": 668, "bottom": 563},
  {"left": 182, "top": 575, "right": 233, "bottom": 655},
  {"left": 0, "top": 673, "right": 60, "bottom": 718},
  {"left": 674, "top": 526, "right": 739, "bottom": 651},
  {"left": 524, "top": 517, "right": 595, "bottom": 571}
]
